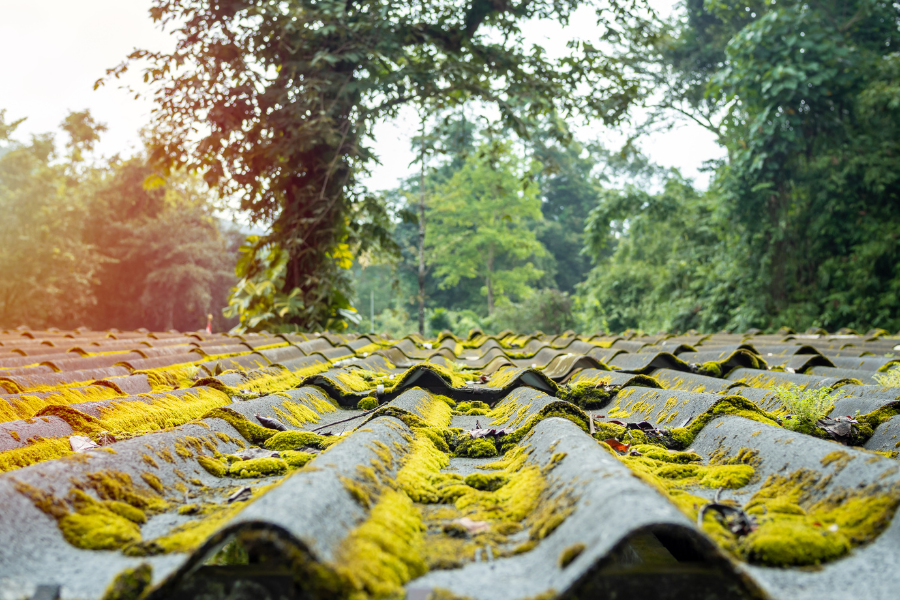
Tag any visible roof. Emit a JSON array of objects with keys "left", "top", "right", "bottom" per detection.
[{"left": 0, "top": 327, "right": 899, "bottom": 599}]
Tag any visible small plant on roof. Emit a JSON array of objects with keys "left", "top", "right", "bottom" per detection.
[
  {"left": 773, "top": 384, "right": 834, "bottom": 433},
  {"left": 873, "top": 366, "right": 900, "bottom": 388}
]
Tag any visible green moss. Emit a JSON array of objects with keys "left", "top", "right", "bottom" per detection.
[
  {"left": 655, "top": 463, "right": 701, "bottom": 479},
  {"left": 562, "top": 381, "right": 613, "bottom": 410},
  {"left": 59, "top": 502, "right": 142, "bottom": 550},
  {"left": 263, "top": 429, "right": 331, "bottom": 451},
  {"left": 457, "top": 401, "right": 490, "bottom": 413},
  {"left": 743, "top": 518, "right": 850, "bottom": 566},
  {"left": 100, "top": 564, "right": 152, "bottom": 600},
  {"left": 103, "top": 500, "right": 147, "bottom": 524},
  {"left": 730, "top": 468, "right": 900, "bottom": 566},
  {"left": 334, "top": 488, "right": 427, "bottom": 598},
  {"left": 699, "top": 464, "right": 754, "bottom": 489},
  {"left": 558, "top": 542, "right": 586, "bottom": 568},
  {"left": 357, "top": 396, "right": 379, "bottom": 410},
  {"left": 667, "top": 396, "right": 781, "bottom": 449},
  {"left": 282, "top": 450, "right": 315, "bottom": 468},
  {"left": 463, "top": 472, "right": 509, "bottom": 491},
  {"left": 696, "top": 362, "right": 723, "bottom": 378},
  {"left": 455, "top": 437, "right": 498, "bottom": 458},
  {"left": 416, "top": 427, "right": 450, "bottom": 453},
  {"left": 228, "top": 457, "right": 288, "bottom": 478},
  {"left": 197, "top": 455, "right": 229, "bottom": 477},
  {"left": 203, "top": 407, "right": 278, "bottom": 444}
]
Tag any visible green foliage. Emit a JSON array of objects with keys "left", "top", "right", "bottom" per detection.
[
  {"left": 106, "top": 0, "right": 647, "bottom": 330},
  {"left": 488, "top": 289, "right": 575, "bottom": 335},
  {"left": 873, "top": 367, "right": 900, "bottom": 388},
  {"left": 0, "top": 110, "right": 240, "bottom": 331},
  {"left": 774, "top": 385, "right": 834, "bottom": 432},
  {"left": 578, "top": 175, "right": 731, "bottom": 333},
  {"left": 426, "top": 142, "right": 547, "bottom": 315},
  {"left": 577, "top": 0, "right": 900, "bottom": 332}
]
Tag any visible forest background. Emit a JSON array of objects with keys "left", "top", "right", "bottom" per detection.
[{"left": 1, "top": 0, "right": 898, "bottom": 336}]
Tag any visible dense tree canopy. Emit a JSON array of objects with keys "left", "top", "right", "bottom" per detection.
[
  {"left": 0, "top": 110, "right": 240, "bottom": 331},
  {"left": 105, "top": 0, "right": 648, "bottom": 330}
]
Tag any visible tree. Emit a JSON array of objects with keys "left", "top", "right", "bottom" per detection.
[
  {"left": 426, "top": 142, "right": 546, "bottom": 315},
  {"left": 0, "top": 111, "right": 104, "bottom": 328},
  {"left": 103, "top": 0, "right": 648, "bottom": 330},
  {"left": 0, "top": 109, "right": 240, "bottom": 332},
  {"left": 583, "top": 0, "right": 900, "bottom": 332}
]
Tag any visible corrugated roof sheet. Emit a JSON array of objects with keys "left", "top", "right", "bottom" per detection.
[{"left": 0, "top": 328, "right": 899, "bottom": 599}]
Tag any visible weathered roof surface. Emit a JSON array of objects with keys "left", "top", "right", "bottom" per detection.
[{"left": 0, "top": 327, "right": 899, "bottom": 600}]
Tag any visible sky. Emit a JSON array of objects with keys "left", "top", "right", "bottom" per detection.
[{"left": 0, "top": 1, "right": 724, "bottom": 202}]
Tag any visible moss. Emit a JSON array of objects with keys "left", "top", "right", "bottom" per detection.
[
  {"left": 667, "top": 396, "right": 781, "bottom": 450},
  {"left": 203, "top": 407, "right": 278, "bottom": 444},
  {"left": 129, "top": 501, "right": 247, "bottom": 555},
  {"left": 100, "top": 564, "right": 152, "bottom": 600},
  {"left": 463, "top": 472, "right": 509, "bottom": 492},
  {"left": 497, "top": 402, "right": 591, "bottom": 454},
  {"left": 416, "top": 427, "right": 450, "bottom": 453},
  {"left": 358, "top": 396, "right": 379, "bottom": 410},
  {"left": 103, "top": 499, "right": 147, "bottom": 524},
  {"left": 820, "top": 450, "right": 854, "bottom": 473},
  {"left": 59, "top": 499, "right": 142, "bottom": 550},
  {"left": 562, "top": 380, "right": 613, "bottom": 410},
  {"left": 282, "top": 450, "right": 315, "bottom": 468},
  {"left": 77, "top": 470, "right": 165, "bottom": 511},
  {"left": 333, "top": 488, "right": 427, "bottom": 598},
  {"left": 743, "top": 517, "right": 850, "bottom": 566},
  {"left": 696, "top": 362, "right": 723, "bottom": 378},
  {"left": 455, "top": 437, "right": 498, "bottom": 458},
  {"left": 0, "top": 436, "right": 75, "bottom": 473},
  {"left": 263, "top": 429, "right": 332, "bottom": 451},
  {"left": 141, "top": 454, "right": 159, "bottom": 469},
  {"left": 197, "top": 455, "right": 229, "bottom": 477},
  {"left": 0, "top": 385, "right": 121, "bottom": 424},
  {"left": 94, "top": 388, "right": 231, "bottom": 435},
  {"left": 457, "top": 401, "right": 490, "bottom": 415},
  {"left": 228, "top": 457, "right": 289, "bottom": 478},
  {"left": 558, "top": 542, "right": 586, "bottom": 568},
  {"left": 140, "top": 473, "right": 164, "bottom": 494},
  {"left": 724, "top": 468, "right": 900, "bottom": 566},
  {"left": 699, "top": 464, "right": 754, "bottom": 489}
]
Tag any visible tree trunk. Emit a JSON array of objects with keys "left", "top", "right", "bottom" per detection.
[
  {"left": 417, "top": 117, "right": 426, "bottom": 337},
  {"left": 486, "top": 247, "right": 495, "bottom": 315}
]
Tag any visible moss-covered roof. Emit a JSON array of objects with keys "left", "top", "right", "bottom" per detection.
[{"left": 0, "top": 327, "right": 899, "bottom": 599}]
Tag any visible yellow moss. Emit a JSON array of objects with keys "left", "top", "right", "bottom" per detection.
[
  {"left": 357, "top": 396, "right": 379, "bottom": 410},
  {"left": 100, "top": 564, "right": 152, "bottom": 600},
  {"left": 0, "top": 385, "right": 122, "bottom": 424},
  {"left": 102, "top": 499, "right": 147, "bottom": 524},
  {"left": 743, "top": 517, "right": 850, "bottom": 566},
  {"left": 396, "top": 433, "right": 449, "bottom": 504},
  {"left": 282, "top": 450, "right": 315, "bottom": 468},
  {"left": 333, "top": 489, "right": 427, "bottom": 599},
  {"left": 558, "top": 542, "right": 586, "bottom": 568},
  {"left": 204, "top": 407, "right": 278, "bottom": 444},
  {"left": 0, "top": 437, "right": 74, "bottom": 473},
  {"left": 130, "top": 502, "right": 246, "bottom": 555},
  {"left": 59, "top": 503, "right": 142, "bottom": 550},
  {"left": 140, "top": 473, "right": 164, "bottom": 494},
  {"left": 96, "top": 388, "right": 231, "bottom": 434},
  {"left": 263, "top": 430, "right": 332, "bottom": 451},
  {"left": 141, "top": 454, "right": 159, "bottom": 469},
  {"left": 228, "top": 457, "right": 288, "bottom": 478},
  {"left": 140, "top": 366, "right": 200, "bottom": 391},
  {"left": 699, "top": 464, "right": 754, "bottom": 489},
  {"left": 197, "top": 455, "right": 229, "bottom": 477}
]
